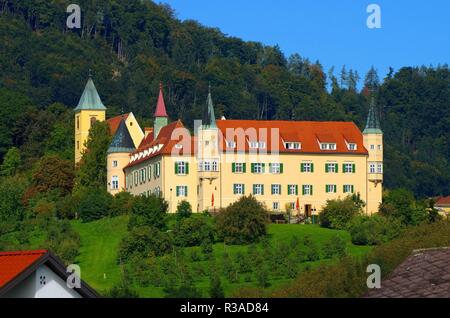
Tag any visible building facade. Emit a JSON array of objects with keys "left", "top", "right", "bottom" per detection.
[{"left": 73, "top": 77, "right": 383, "bottom": 216}]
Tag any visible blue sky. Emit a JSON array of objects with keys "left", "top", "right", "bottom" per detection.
[{"left": 160, "top": 0, "right": 449, "bottom": 82}]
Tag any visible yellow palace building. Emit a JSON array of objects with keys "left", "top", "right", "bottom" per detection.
[{"left": 74, "top": 77, "right": 383, "bottom": 216}]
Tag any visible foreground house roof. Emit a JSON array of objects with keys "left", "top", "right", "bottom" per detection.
[
  {"left": 0, "top": 250, "right": 98, "bottom": 298},
  {"left": 365, "top": 247, "right": 450, "bottom": 298}
]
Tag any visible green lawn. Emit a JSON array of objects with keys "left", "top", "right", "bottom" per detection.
[
  {"left": 72, "top": 216, "right": 372, "bottom": 297},
  {"left": 72, "top": 216, "right": 129, "bottom": 293}
]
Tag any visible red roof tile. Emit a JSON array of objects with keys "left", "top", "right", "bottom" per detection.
[
  {"left": 0, "top": 250, "right": 47, "bottom": 288},
  {"left": 107, "top": 113, "right": 130, "bottom": 135},
  {"left": 216, "top": 120, "right": 368, "bottom": 154}
]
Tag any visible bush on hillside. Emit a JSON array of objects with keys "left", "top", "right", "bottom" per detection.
[
  {"left": 128, "top": 194, "right": 168, "bottom": 230},
  {"left": 78, "top": 187, "right": 113, "bottom": 222},
  {"left": 379, "top": 188, "right": 428, "bottom": 226},
  {"left": 176, "top": 200, "right": 192, "bottom": 220},
  {"left": 119, "top": 226, "right": 172, "bottom": 261},
  {"left": 319, "top": 196, "right": 362, "bottom": 230},
  {"left": 215, "top": 195, "right": 269, "bottom": 244},
  {"left": 349, "top": 215, "right": 404, "bottom": 246},
  {"left": 110, "top": 191, "right": 135, "bottom": 216},
  {"left": 172, "top": 216, "right": 215, "bottom": 247}
]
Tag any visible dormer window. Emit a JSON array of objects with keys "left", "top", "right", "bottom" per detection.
[
  {"left": 285, "top": 142, "right": 301, "bottom": 150},
  {"left": 320, "top": 143, "right": 336, "bottom": 150},
  {"left": 249, "top": 141, "right": 266, "bottom": 149},
  {"left": 348, "top": 143, "right": 357, "bottom": 151},
  {"left": 227, "top": 141, "right": 236, "bottom": 148}
]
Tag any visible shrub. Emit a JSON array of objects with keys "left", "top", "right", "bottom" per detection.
[
  {"left": 78, "top": 187, "right": 113, "bottom": 222},
  {"left": 379, "top": 189, "right": 427, "bottom": 226},
  {"left": 201, "top": 238, "right": 214, "bottom": 257},
  {"left": 110, "top": 192, "right": 134, "bottom": 216},
  {"left": 108, "top": 272, "right": 139, "bottom": 298},
  {"left": 349, "top": 215, "right": 403, "bottom": 246},
  {"left": 176, "top": 200, "right": 192, "bottom": 220},
  {"left": 119, "top": 226, "right": 172, "bottom": 261},
  {"left": 209, "top": 273, "right": 225, "bottom": 298},
  {"left": 128, "top": 194, "right": 168, "bottom": 230},
  {"left": 319, "top": 196, "right": 361, "bottom": 230},
  {"left": 323, "top": 235, "right": 347, "bottom": 258},
  {"left": 173, "top": 216, "right": 215, "bottom": 247},
  {"left": 215, "top": 195, "right": 269, "bottom": 244}
]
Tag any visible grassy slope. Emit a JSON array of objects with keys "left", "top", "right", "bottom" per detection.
[
  {"left": 72, "top": 216, "right": 129, "bottom": 294},
  {"left": 72, "top": 216, "right": 371, "bottom": 297}
]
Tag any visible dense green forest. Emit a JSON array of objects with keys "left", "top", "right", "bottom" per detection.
[{"left": 0, "top": 0, "right": 448, "bottom": 197}]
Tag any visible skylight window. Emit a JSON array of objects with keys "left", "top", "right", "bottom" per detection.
[
  {"left": 285, "top": 142, "right": 301, "bottom": 150},
  {"left": 320, "top": 143, "right": 336, "bottom": 150}
]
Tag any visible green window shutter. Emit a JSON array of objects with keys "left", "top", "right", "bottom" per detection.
[
  {"left": 232, "top": 163, "right": 236, "bottom": 173},
  {"left": 334, "top": 185, "right": 337, "bottom": 193},
  {"left": 261, "top": 185, "right": 264, "bottom": 195},
  {"left": 343, "top": 185, "right": 346, "bottom": 193},
  {"left": 287, "top": 185, "right": 290, "bottom": 194},
  {"left": 176, "top": 186, "right": 179, "bottom": 197},
  {"left": 186, "top": 162, "right": 189, "bottom": 174},
  {"left": 251, "top": 163, "right": 255, "bottom": 173},
  {"left": 300, "top": 163, "right": 304, "bottom": 172},
  {"left": 269, "top": 163, "right": 272, "bottom": 173},
  {"left": 253, "top": 184, "right": 256, "bottom": 194},
  {"left": 352, "top": 185, "right": 354, "bottom": 193},
  {"left": 295, "top": 185, "right": 298, "bottom": 195},
  {"left": 342, "top": 164, "right": 346, "bottom": 173},
  {"left": 185, "top": 186, "right": 188, "bottom": 196},
  {"left": 242, "top": 184, "right": 245, "bottom": 194},
  {"left": 243, "top": 163, "right": 247, "bottom": 173},
  {"left": 175, "top": 162, "right": 178, "bottom": 174},
  {"left": 311, "top": 163, "right": 314, "bottom": 173},
  {"left": 262, "top": 163, "right": 266, "bottom": 173},
  {"left": 302, "top": 185, "right": 305, "bottom": 195},
  {"left": 280, "top": 163, "right": 284, "bottom": 173},
  {"left": 352, "top": 164, "right": 356, "bottom": 173},
  {"left": 311, "top": 185, "right": 313, "bottom": 195},
  {"left": 233, "top": 184, "right": 236, "bottom": 194},
  {"left": 335, "top": 164, "right": 338, "bottom": 173},
  {"left": 325, "top": 164, "right": 329, "bottom": 173}
]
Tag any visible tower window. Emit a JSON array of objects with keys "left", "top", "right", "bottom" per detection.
[
  {"left": 111, "top": 176, "right": 119, "bottom": 190},
  {"left": 113, "top": 160, "right": 118, "bottom": 168},
  {"left": 370, "top": 145, "right": 375, "bottom": 150},
  {"left": 76, "top": 116, "right": 80, "bottom": 130},
  {"left": 77, "top": 141, "right": 79, "bottom": 150},
  {"left": 90, "top": 117, "right": 97, "bottom": 127}
]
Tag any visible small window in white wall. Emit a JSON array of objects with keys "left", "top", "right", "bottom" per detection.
[
  {"left": 112, "top": 160, "right": 118, "bottom": 168},
  {"left": 377, "top": 163, "right": 383, "bottom": 174},
  {"left": 112, "top": 176, "right": 119, "bottom": 190},
  {"left": 273, "top": 202, "right": 280, "bottom": 211},
  {"left": 369, "top": 163, "right": 376, "bottom": 174}
]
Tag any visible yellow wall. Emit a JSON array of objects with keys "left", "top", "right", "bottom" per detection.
[
  {"left": 107, "top": 152, "right": 131, "bottom": 195},
  {"left": 363, "top": 132, "right": 383, "bottom": 214},
  {"left": 124, "top": 113, "right": 144, "bottom": 148},
  {"left": 74, "top": 110, "right": 106, "bottom": 164}
]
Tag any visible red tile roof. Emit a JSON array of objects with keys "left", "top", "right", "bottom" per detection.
[
  {"left": 123, "top": 119, "right": 367, "bottom": 170},
  {"left": 436, "top": 196, "right": 450, "bottom": 206},
  {"left": 216, "top": 120, "right": 368, "bottom": 154},
  {"left": 125, "top": 120, "right": 194, "bottom": 169},
  {"left": 107, "top": 113, "right": 130, "bottom": 135},
  {"left": 0, "top": 250, "right": 47, "bottom": 288}
]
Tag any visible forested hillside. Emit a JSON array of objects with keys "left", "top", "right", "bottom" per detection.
[{"left": 0, "top": 0, "right": 448, "bottom": 197}]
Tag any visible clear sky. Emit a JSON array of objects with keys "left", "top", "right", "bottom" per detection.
[{"left": 160, "top": 0, "right": 449, "bottom": 81}]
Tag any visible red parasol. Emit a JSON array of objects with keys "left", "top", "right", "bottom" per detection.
[{"left": 211, "top": 193, "right": 215, "bottom": 207}]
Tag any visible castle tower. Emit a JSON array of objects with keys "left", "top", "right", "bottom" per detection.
[
  {"left": 74, "top": 75, "right": 107, "bottom": 164},
  {"left": 154, "top": 83, "right": 168, "bottom": 139},
  {"left": 197, "top": 85, "right": 220, "bottom": 212},
  {"left": 107, "top": 119, "right": 136, "bottom": 195},
  {"left": 363, "top": 97, "right": 383, "bottom": 215}
]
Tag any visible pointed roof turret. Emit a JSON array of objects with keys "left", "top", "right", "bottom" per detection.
[
  {"left": 107, "top": 119, "right": 135, "bottom": 153},
  {"left": 203, "top": 84, "right": 217, "bottom": 129},
  {"left": 74, "top": 75, "right": 107, "bottom": 112},
  {"left": 154, "top": 82, "right": 168, "bottom": 117},
  {"left": 363, "top": 97, "right": 382, "bottom": 134}
]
